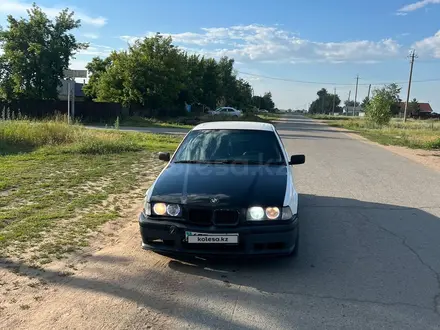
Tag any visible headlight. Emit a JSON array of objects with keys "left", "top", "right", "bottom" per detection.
[
  {"left": 150, "top": 202, "right": 182, "bottom": 217},
  {"left": 247, "top": 206, "right": 292, "bottom": 221},
  {"left": 266, "top": 207, "right": 280, "bottom": 220},
  {"left": 248, "top": 207, "right": 265, "bottom": 220},
  {"left": 166, "top": 204, "right": 181, "bottom": 217},
  {"left": 153, "top": 203, "right": 167, "bottom": 215}
]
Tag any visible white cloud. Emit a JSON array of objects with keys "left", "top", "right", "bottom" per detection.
[
  {"left": 83, "top": 33, "right": 99, "bottom": 39},
  {"left": 76, "top": 44, "right": 112, "bottom": 57},
  {"left": 0, "top": 0, "right": 107, "bottom": 27},
  {"left": 120, "top": 25, "right": 403, "bottom": 64},
  {"left": 413, "top": 30, "right": 440, "bottom": 58},
  {"left": 396, "top": 0, "right": 440, "bottom": 14}
]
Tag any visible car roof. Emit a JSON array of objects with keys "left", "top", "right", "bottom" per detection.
[{"left": 192, "top": 121, "right": 275, "bottom": 132}]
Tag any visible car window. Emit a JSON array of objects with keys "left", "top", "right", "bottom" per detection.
[
  {"left": 228, "top": 109, "right": 235, "bottom": 112},
  {"left": 173, "top": 129, "right": 286, "bottom": 165}
]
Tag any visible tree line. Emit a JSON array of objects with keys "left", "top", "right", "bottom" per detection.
[
  {"left": 308, "top": 83, "right": 423, "bottom": 124},
  {"left": 0, "top": 5, "right": 275, "bottom": 117}
]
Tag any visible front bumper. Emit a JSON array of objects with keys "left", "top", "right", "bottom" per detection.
[{"left": 139, "top": 213, "right": 298, "bottom": 256}]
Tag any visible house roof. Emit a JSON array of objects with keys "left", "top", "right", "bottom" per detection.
[
  {"left": 193, "top": 121, "right": 275, "bottom": 131},
  {"left": 398, "top": 102, "right": 432, "bottom": 113}
]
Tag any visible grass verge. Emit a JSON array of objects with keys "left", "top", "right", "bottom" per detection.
[
  {"left": 0, "top": 120, "right": 181, "bottom": 264},
  {"left": 119, "top": 116, "right": 193, "bottom": 129},
  {"left": 319, "top": 117, "right": 440, "bottom": 150}
]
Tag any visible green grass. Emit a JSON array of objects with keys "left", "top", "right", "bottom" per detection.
[
  {"left": 120, "top": 116, "right": 193, "bottom": 129},
  {"left": 320, "top": 117, "right": 440, "bottom": 150},
  {"left": 0, "top": 119, "right": 181, "bottom": 263},
  {"left": 113, "top": 113, "right": 275, "bottom": 130}
]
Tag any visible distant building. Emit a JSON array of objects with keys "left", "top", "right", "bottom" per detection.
[
  {"left": 397, "top": 102, "right": 433, "bottom": 117},
  {"left": 342, "top": 106, "right": 364, "bottom": 116}
]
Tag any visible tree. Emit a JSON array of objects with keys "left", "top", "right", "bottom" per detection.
[
  {"left": 410, "top": 98, "right": 421, "bottom": 117},
  {"left": 344, "top": 100, "right": 360, "bottom": 107},
  {"left": 84, "top": 34, "right": 258, "bottom": 114},
  {"left": 385, "top": 83, "right": 402, "bottom": 115},
  {"left": 252, "top": 92, "right": 275, "bottom": 111},
  {"left": 0, "top": 4, "right": 87, "bottom": 100},
  {"left": 365, "top": 85, "right": 398, "bottom": 125},
  {"left": 361, "top": 96, "right": 370, "bottom": 108},
  {"left": 309, "top": 88, "right": 341, "bottom": 114}
]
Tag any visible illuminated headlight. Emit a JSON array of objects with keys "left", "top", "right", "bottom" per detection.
[
  {"left": 247, "top": 207, "right": 265, "bottom": 220},
  {"left": 247, "top": 206, "right": 293, "bottom": 221},
  {"left": 150, "top": 202, "right": 181, "bottom": 217}
]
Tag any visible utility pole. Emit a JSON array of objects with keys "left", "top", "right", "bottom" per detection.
[
  {"left": 347, "top": 90, "right": 351, "bottom": 116},
  {"left": 332, "top": 88, "right": 336, "bottom": 115},
  {"left": 353, "top": 75, "right": 359, "bottom": 116},
  {"left": 67, "top": 80, "right": 71, "bottom": 125},
  {"left": 367, "top": 84, "right": 371, "bottom": 100},
  {"left": 404, "top": 50, "right": 417, "bottom": 122}
]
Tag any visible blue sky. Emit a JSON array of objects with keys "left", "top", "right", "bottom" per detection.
[{"left": 1, "top": 0, "right": 440, "bottom": 111}]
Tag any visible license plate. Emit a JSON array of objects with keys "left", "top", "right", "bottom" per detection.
[{"left": 185, "top": 232, "right": 239, "bottom": 244}]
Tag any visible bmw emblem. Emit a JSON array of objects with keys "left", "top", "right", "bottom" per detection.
[{"left": 210, "top": 197, "right": 219, "bottom": 204}]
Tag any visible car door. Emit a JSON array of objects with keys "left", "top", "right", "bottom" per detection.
[{"left": 228, "top": 108, "right": 236, "bottom": 116}]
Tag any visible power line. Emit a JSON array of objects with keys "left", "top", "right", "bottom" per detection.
[{"left": 237, "top": 71, "right": 440, "bottom": 86}]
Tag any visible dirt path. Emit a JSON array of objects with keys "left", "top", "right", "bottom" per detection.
[{"left": 1, "top": 205, "right": 178, "bottom": 330}]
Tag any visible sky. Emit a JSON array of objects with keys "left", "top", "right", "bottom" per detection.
[{"left": 0, "top": 0, "right": 440, "bottom": 111}]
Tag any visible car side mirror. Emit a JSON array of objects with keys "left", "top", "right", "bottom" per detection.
[
  {"left": 289, "top": 154, "right": 305, "bottom": 165},
  {"left": 158, "top": 152, "right": 170, "bottom": 162}
]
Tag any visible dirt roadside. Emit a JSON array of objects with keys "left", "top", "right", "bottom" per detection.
[{"left": 1, "top": 203, "right": 178, "bottom": 330}]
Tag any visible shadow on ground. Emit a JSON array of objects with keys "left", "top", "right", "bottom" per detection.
[{"left": 1, "top": 194, "right": 440, "bottom": 328}]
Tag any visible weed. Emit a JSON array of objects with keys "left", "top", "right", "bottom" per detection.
[
  {"left": 0, "top": 120, "right": 181, "bottom": 263},
  {"left": 323, "top": 118, "right": 440, "bottom": 150}
]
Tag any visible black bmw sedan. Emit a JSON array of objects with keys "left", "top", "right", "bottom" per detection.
[{"left": 139, "top": 121, "right": 305, "bottom": 257}]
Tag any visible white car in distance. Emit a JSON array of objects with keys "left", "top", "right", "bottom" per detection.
[{"left": 209, "top": 107, "right": 243, "bottom": 117}]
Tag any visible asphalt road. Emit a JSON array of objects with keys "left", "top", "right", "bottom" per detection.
[{"left": 8, "top": 115, "right": 440, "bottom": 330}]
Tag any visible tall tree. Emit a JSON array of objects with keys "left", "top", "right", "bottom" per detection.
[
  {"left": 309, "top": 88, "right": 341, "bottom": 114},
  {"left": 410, "top": 98, "right": 421, "bottom": 117},
  {"left": 0, "top": 4, "right": 87, "bottom": 100},
  {"left": 84, "top": 34, "right": 259, "bottom": 113},
  {"left": 83, "top": 56, "right": 111, "bottom": 100},
  {"left": 385, "top": 83, "right": 402, "bottom": 115}
]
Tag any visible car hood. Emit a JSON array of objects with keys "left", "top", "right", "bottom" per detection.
[{"left": 150, "top": 163, "right": 288, "bottom": 208}]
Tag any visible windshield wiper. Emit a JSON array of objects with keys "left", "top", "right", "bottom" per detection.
[
  {"left": 174, "top": 160, "right": 285, "bottom": 165},
  {"left": 174, "top": 160, "right": 213, "bottom": 164},
  {"left": 210, "top": 160, "right": 286, "bottom": 165}
]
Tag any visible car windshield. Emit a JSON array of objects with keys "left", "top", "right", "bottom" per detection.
[{"left": 173, "top": 129, "right": 286, "bottom": 165}]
